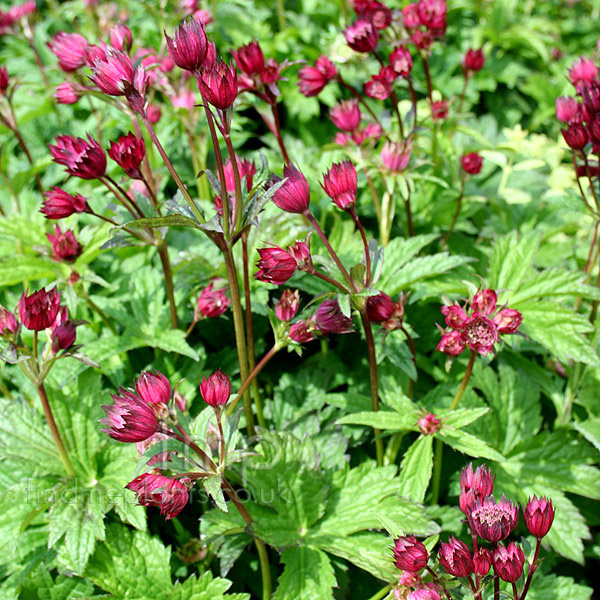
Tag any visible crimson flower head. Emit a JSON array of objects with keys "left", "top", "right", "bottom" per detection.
[
  {"left": 165, "top": 18, "right": 208, "bottom": 73},
  {"left": 110, "top": 24, "right": 133, "bottom": 52},
  {"left": 493, "top": 309, "right": 523, "bottom": 334},
  {"left": 345, "top": 19, "right": 379, "bottom": 53},
  {"left": 49, "top": 134, "right": 107, "bottom": 180},
  {"left": 362, "top": 1, "right": 392, "bottom": 29},
  {"left": 289, "top": 319, "right": 316, "bottom": 343},
  {"left": 0, "top": 67, "right": 9, "bottom": 95},
  {"left": 390, "top": 46, "right": 413, "bottom": 77},
  {"left": 276, "top": 289, "right": 300, "bottom": 322},
  {"left": 330, "top": 98, "right": 361, "bottom": 132},
  {"left": 0, "top": 305, "right": 18, "bottom": 336},
  {"left": 255, "top": 246, "right": 297, "bottom": 285},
  {"left": 473, "top": 547, "right": 492, "bottom": 577},
  {"left": 288, "top": 238, "right": 314, "bottom": 272},
  {"left": 18, "top": 288, "right": 61, "bottom": 331},
  {"left": 108, "top": 132, "right": 146, "bottom": 179},
  {"left": 381, "top": 140, "right": 411, "bottom": 172},
  {"left": 366, "top": 292, "right": 394, "bottom": 323},
  {"left": 316, "top": 299, "right": 354, "bottom": 335},
  {"left": 438, "top": 537, "right": 473, "bottom": 578},
  {"left": 462, "top": 152, "right": 483, "bottom": 175},
  {"left": 322, "top": 160, "right": 357, "bottom": 212},
  {"left": 41, "top": 187, "right": 89, "bottom": 219},
  {"left": 101, "top": 389, "right": 158, "bottom": 443},
  {"left": 271, "top": 164, "right": 310, "bottom": 214},
  {"left": 298, "top": 55, "right": 337, "bottom": 97},
  {"left": 417, "top": 412, "right": 440, "bottom": 435},
  {"left": 393, "top": 535, "right": 429, "bottom": 572},
  {"left": 197, "top": 60, "right": 238, "bottom": 110},
  {"left": 196, "top": 281, "right": 230, "bottom": 318},
  {"left": 365, "top": 66, "right": 396, "bottom": 100},
  {"left": 468, "top": 495, "right": 519, "bottom": 543},
  {"left": 523, "top": 496, "right": 555, "bottom": 539},
  {"left": 54, "top": 81, "right": 80, "bottom": 104},
  {"left": 136, "top": 371, "right": 172, "bottom": 408},
  {"left": 459, "top": 462, "right": 494, "bottom": 513},
  {"left": 47, "top": 226, "right": 82, "bottom": 263},
  {"left": 555, "top": 97, "right": 579, "bottom": 124},
  {"left": 126, "top": 473, "right": 189, "bottom": 520},
  {"left": 233, "top": 40, "right": 265, "bottom": 75},
  {"left": 463, "top": 48, "right": 485, "bottom": 73},
  {"left": 569, "top": 56, "right": 598, "bottom": 93},
  {"left": 562, "top": 123, "right": 588, "bottom": 150},
  {"left": 492, "top": 542, "right": 525, "bottom": 583},
  {"left": 403, "top": 3, "right": 421, "bottom": 28},
  {"left": 407, "top": 583, "right": 440, "bottom": 600},
  {"left": 48, "top": 32, "right": 89, "bottom": 72},
  {"left": 411, "top": 29, "right": 433, "bottom": 50},
  {"left": 200, "top": 369, "right": 231, "bottom": 407}
]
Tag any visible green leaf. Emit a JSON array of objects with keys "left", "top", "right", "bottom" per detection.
[
  {"left": 574, "top": 416, "right": 600, "bottom": 453},
  {"left": 123, "top": 214, "right": 199, "bottom": 229},
  {"left": 337, "top": 410, "right": 418, "bottom": 431},
  {"left": 437, "top": 407, "right": 491, "bottom": 430},
  {"left": 273, "top": 547, "right": 336, "bottom": 600},
  {"left": 171, "top": 571, "right": 250, "bottom": 599},
  {"left": 398, "top": 435, "right": 434, "bottom": 503},
  {"left": 525, "top": 574, "right": 592, "bottom": 600},
  {"left": 0, "top": 255, "right": 64, "bottom": 286},
  {"left": 437, "top": 428, "right": 505, "bottom": 462},
  {"left": 204, "top": 475, "right": 228, "bottom": 512}
]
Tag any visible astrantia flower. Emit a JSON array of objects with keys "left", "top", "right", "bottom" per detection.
[
  {"left": 365, "top": 66, "right": 396, "bottom": 100},
  {"left": 54, "top": 81, "right": 80, "bottom": 104},
  {"left": 562, "top": 123, "right": 588, "bottom": 150},
  {"left": 569, "top": 56, "right": 598, "bottom": 93},
  {"left": 165, "top": 18, "right": 208, "bottom": 73},
  {"left": 271, "top": 164, "right": 310, "bottom": 213},
  {"left": 197, "top": 60, "right": 238, "bottom": 110},
  {"left": 523, "top": 496, "right": 555, "bottom": 539},
  {"left": 101, "top": 389, "right": 158, "bottom": 443},
  {"left": 109, "top": 24, "right": 133, "bottom": 52},
  {"left": 41, "top": 188, "right": 89, "bottom": 219},
  {"left": 0, "top": 305, "right": 18, "bottom": 336},
  {"left": 321, "top": 160, "right": 358, "bottom": 211},
  {"left": 276, "top": 289, "right": 300, "bottom": 322},
  {"left": 393, "top": 535, "right": 429, "bottom": 572},
  {"left": 417, "top": 0, "right": 447, "bottom": 33},
  {"left": 463, "top": 48, "right": 485, "bottom": 73},
  {"left": 18, "top": 288, "right": 61, "bottom": 331},
  {"left": 316, "top": 299, "right": 354, "bottom": 334},
  {"left": 107, "top": 132, "right": 146, "bottom": 179},
  {"left": 462, "top": 152, "right": 483, "bottom": 175},
  {"left": 492, "top": 542, "right": 525, "bottom": 583},
  {"left": 48, "top": 32, "right": 89, "bottom": 72},
  {"left": 200, "top": 369, "right": 231, "bottom": 407},
  {"left": 255, "top": 247, "right": 297, "bottom": 285},
  {"left": 468, "top": 495, "right": 519, "bottom": 543},
  {"left": 417, "top": 412, "right": 440, "bottom": 435},
  {"left": 390, "top": 46, "right": 413, "bottom": 77},
  {"left": 49, "top": 134, "right": 107, "bottom": 180},
  {"left": 431, "top": 99, "right": 448, "bottom": 121},
  {"left": 345, "top": 19, "right": 379, "bottom": 53},
  {"left": 330, "top": 99, "right": 361, "bottom": 132},
  {"left": 438, "top": 537, "right": 473, "bottom": 578},
  {"left": 47, "top": 226, "right": 82, "bottom": 262},
  {"left": 289, "top": 319, "right": 316, "bottom": 343},
  {"left": 473, "top": 547, "right": 492, "bottom": 577},
  {"left": 407, "top": 583, "right": 441, "bottom": 600},
  {"left": 136, "top": 371, "right": 172, "bottom": 408},
  {"left": 196, "top": 282, "right": 230, "bottom": 318},
  {"left": 381, "top": 140, "right": 411, "bottom": 172},
  {"left": 126, "top": 473, "right": 189, "bottom": 519},
  {"left": 298, "top": 55, "right": 337, "bottom": 97},
  {"left": 223, "top": 157, "right": 256, "bottom": 195},
  {"left": 459, "top": 462, "right": 494, "bottom": 514},
  {"left": 232, "top": 39, "right": 265, "bottom": 75}
]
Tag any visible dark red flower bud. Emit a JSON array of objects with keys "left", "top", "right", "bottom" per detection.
[
  {"left": 49, "top": 134, "right": 107, "bottom": 180},
  {"left": 223, "top": 157, "right": 256, "bottom": 195},
  {"left": 289, "top": 319, "right": 316, "bottom": 343},
  {"left": 523, "top": 496, "right": 555, "bottom": 539},
  {"left": 101, "top": 389, "right": 159, "bottom": 443},
  {"left": 459, "top": 463, "right": 494, "bottom": 514},
  {"left": 41, "top": 187, "right": 89, "bottom": 219},
  {"left": 468, "top": 496, "right": 519, "bottom": 543},
  {"left": 232, "top": 40, "right": 265, "bottom": 75},
  {"left": 126, "top": 473, "right": 189, "bottom": 519},
  {"left": 390, "top": 46, "right": 413, "bottom": 77},
  {"left": 492, "top": 542, "right": 525, "bottom": 583},
  {"left": 463, "top": 48, "right": 485, "bottom": 73},
  {"left": 197, "top": 60, "right": 237, "bottom": 110},
  {"left": 200, "top": 369, "right": 231, "bottom": 407},
  {"left": 0, "top": 305, "right": 18, "bottom": 336},
  {"left": 492, "top": 308, "right": 522, "bottom": 334},
  {"left": 345, "top": 19, "right": 379, "bottom": 53},
  {"left": 473, "top": 548, "right": 492, "bottom": 577},
  {"left": 110, "top": 24, "right": 133, "bottom": 52},
  {"left": 0, "top": 67, "right": 9, "bottom": 95},
  {"left": 108, "top": 132, "right": 146, "bottom": 179},
  {"left": 276, "top": 289, "right": 300, "bottom": 321},
  {"left": 298, "top": 55, "right": 337, "bottom": 97},
  {"left": 255, "top": 247, "right": 297, "bottom": 285},
  {"left": 432, "top": 100, "right": 448, "bottom": 121},
  {"left": 322, "top": 160, "right": 357, "bottom": 211},
  {"left": 18, "top": 288, "right": 61, "bottom": 331},
  {"left": 393, "top": 535, "right": 429, "bottom": 572},
  {"left": 462, "top": 152, "right": 483, "bottom": 175},
  {"left": 366, "top": 292, "right": 394, "bottom": 322},
  {"left": 417, "top": 412, "right": 440, "bottom": 435},
  {"left": 47, "top": 32, "right": 89, "bottom": 72},
  {"left": 316, "top": 299, "right": 354, "bottom": 335},
  {"left": 438, "top": 537, "right": 474, "bottom": 578},
  {"left": 287, "top": 239, "right": 314, "bottom": 272},
  {"left": 196, "top": 281, "right": 230, "bottom": 318},
  {"left": 562, "top": 123, "right": 588, "bottom": 150},
  {"left": 271, "top": 164, "right": 311, "bottom": 213},
  {"left": 364, "top": 1, "right": 392, "bottom": 29},
  {"left": 330, "top": 99, "right": 361, "bottom": 132},
  {"left": 51, "top": 317, "right": 78, "bottom": 351},
  {"left": 165, "top": 18, "right": 208, "bottom": 73},
  {"left": 47, "top": 225, "right": 82, "bottom": 262},
  {"left": 136, "top": 371, "right": 172, "bottom": 407}
]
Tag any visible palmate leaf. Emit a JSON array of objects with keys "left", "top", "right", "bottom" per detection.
[{"left": 525, "top": 574, "right": 593, "bottom": 600}]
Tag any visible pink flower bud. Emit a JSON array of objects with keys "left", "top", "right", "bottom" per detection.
[
  {"left": 381, "top": 140, "right": 411, "bottom": 172},
  {"left": 0, "top": 66, "right": 8, "bottom": 95},
  {"left": 363, "top": 1, "right": 392, "bottom": 30},
  {"left": 287, "top": 239, "right": 314, "bottom": 272},
  {"left": 468, "top": 495, "right": 519, "bottom": 543},
  {"left": 223, "top": 157, "right": 256, "bottom": 195},
  {"left": 47, "top": 226, "right": 82, "bottom": 263},
  {"left": 417, "top": 412, "right": 440, "bottom": 435},
  {"left": 84, "top": 43, "right": 107, "bottom": 67},
  {"left": 418, "top": 0, "right": 447, "bottom": 32},
  {"left": 460, "top": 463, "right": 494, "bottom": 514},
  {"left": 473, "top": 548, "right": 492, "bottom": 577},
  {"left": 322, "top": 160, "right": 357, "bottom": 211},
  {"left": 345, "top": 19, "right": 379, "bottom": 53},
  {"left": 438, "top": 537, "right": 473, "bottom": 578},
  {"left": 403, "top": 3, "right": 421, "bottom": 29},
  {"left": 492, "top": 542, "right": 525, "bottom": 583},
  {"left": 271, "top": 164, "right": 310, "bottom": 214},
  {"left": 197, "top": 60, "right": 238, "bottom": 110},
  {"left": 108, "top": 132, "right": 146, "bottom": 179},
  {"left": 196, "top": 282, "right": 230, "bottom": 318},
  {"left": 0, "top": 305, "right": 18, "bottom": 336},
  {"left": 432, "top": 100, "right": 448, "bottom": 121},
  {"left": 233, "top": 40, "right": 265, "bottom": 75},
  {"left": 54, "top": 81, "right": 80, "bottom": 104},
  {"left": 200, "top": 369, "right": 231, "bottom": 407},
  {"left": 411, "top": 29, "right": 433, "bottom": 50},
  {"left": 569, "top": 56, "right": 598, "bottom": 93},
  {"left": 461, "top": 152, "right": 483, "bottom": 175},
  {"left": 436, "top": 330, "right": 466, "bottom": 355},
  {"left": 51, "top": 317, "right": 78, "bottom": 351},
  {"left": 110, "top": 24, "right": 133, "bottom": 52},
  {"left": 562, "top": 123, "right": 588, "bottom": 149},
  {"left": 49, "top": 134, "right": 107, "bottom": 180},
  {"left": 330, "top": 99, "right": 361, "bottom": 132},
  {"left": 441, "top": 304, "right": 468, "bottom": 329},
  {"left": 471, "top": 288, "right": 497, "bottom": 316},
  {"left": 126, "top": 473, "right": 189, "bottom": 519},
  {"left": 289, "top": 319, "right": 316, "bottom": 343},
  {"left": 393, "top": 535, "right": 429, "bottom": 572},
  {"left": 255, "top": 246, "right": 297, "bottom": 285},
  {"left": 365, "top": 65, "right": 396, "bottom": 100},
  {"left": 555, "top": 97, "right": 579, "bottom": 123},
  {"left": 390, "top": 46, "right": 413, "bottom": 77},
  {"left": 298, "top": 55, "right": 337, "bottom": 97},
  {"left": 165, "top": 18, "right": 208, "bottom": 73},
  {"left": 136, "top": 371, "right": 172, "bottom": 407},
  {"left": 492, "top": 308, "right": 522, "bottom": 334},
  {"left": 276, "top": 289, "right": 300, "bottom": 321},
  {"left": 146, "top": 104, "right": 162, "bottom": 123},
  {"left": 463, "top": 48, "right": 485, "bottom": 73},
  {"left": 48, "top": 32, "right": 89, "bottom": 72},
  {"left": 316, "top": 299, "right": 354, "bottom": 334},
  {"left": 523, "top": 496, "right": 555, "bottom": 539},
  {"left": 41, "top": 188, "right": 89, "bottom": 219},
  {"left": 18, "top": 288, "right": 61, "bottom": 331},
  {"left": 407, "top": 584, "right": 441, "bottom": 600},
  {"left": 101, "top": 389, "right": 159, "bottom": 443}
]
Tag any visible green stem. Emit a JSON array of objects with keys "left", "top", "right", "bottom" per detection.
[
  {"left": 519, "top": 537, "right": 542, "bottom": 600},
  {"left": 223, "top": 248, "right": 255, "bottom": 435},
  {"left": 275, "top": 0, "right": 285, "bottom": 30},
  {"left": 157, "top": 242, "right": 178, "bottom": 329},
  {"left": 366, "top": 584, "right": 391, "bottom": 600},
  {"left": 352, "top": 211, "right": 371, "bottom": 285},
  {"left": 404, "top": 185, "right": 414, "bottom": 237},
  {"left": 457, "top": 74, "right": 469, "bottom": 115},
  {"left": 220, "top": 113, "right": 244, "bottom": 233},
  {"left": 360, "top": 311, "right": 384, "bottom": 466},
  {"left": 431, "top": 350, "right": 476, "bottom": 503},
  {"left": 37, "top": 382, "right": 75, "bottom": 477},
  {"left": 443, "top": 176, "right": 465, "bottom": 246},
  {"left": 75, "top": 285, "right": 117, "bottom": 335},
  {"left": 312, "top": 270, "right": 350, "bottom": 293}
]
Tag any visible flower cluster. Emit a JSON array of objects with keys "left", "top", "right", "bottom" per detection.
[{"left": 437, "top": 288, "right": 522, "bottom": 356}]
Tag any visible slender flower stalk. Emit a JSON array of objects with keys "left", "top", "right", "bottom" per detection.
[
  {"left": 352, "top": 212, "right": 371, "bottom": 285},
  {"left": 338, "top": 76, "right": 383, "bottom": 128},
  {"left": 421, "top": 53, "right": 434, "bottom": 103},
  {"left": 157, "top": 243, "right": 178, "bottom": 329},
  {"left": 457, "top": 73, "right": 469, "bottom": 115},
  {"left": 443, "top": 175, "right": 465, "bottom": 245},
  {"left": 270, "top": 101, "right": 290, "bottom": 165},
  {"left": 219, "top": 113, "right": 244, "bottom": 232}
]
